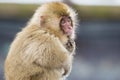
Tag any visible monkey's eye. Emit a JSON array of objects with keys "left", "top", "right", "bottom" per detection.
[
  {"left": 67, "top": 18, "right": 71, "bottom": 23},
  {"left": 61, "top": 19, "right": 65, "bottom": 24},
  {"left": 61, "top": 17, "right": 71, "bottom": 25}
]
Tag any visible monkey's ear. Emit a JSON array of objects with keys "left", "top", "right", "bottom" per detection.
[{"left": 40, "top": 16, "right": 46, "bottom": 26}]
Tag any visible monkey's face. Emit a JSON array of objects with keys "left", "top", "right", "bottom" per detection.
[
  {"left": 60, "top": 16, "right": 73, "bottom": 36},
  {"left": 45, "top": 15, "right": 74, "bottom": 37}
]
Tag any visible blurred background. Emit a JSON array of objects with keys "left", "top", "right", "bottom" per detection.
[{"left": 0, "top": 0, "right": 120, "bottom": 80}]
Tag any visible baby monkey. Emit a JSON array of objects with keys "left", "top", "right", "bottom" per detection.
[{"left": 4, "top": 2, "right": 78, "bottom": 80}]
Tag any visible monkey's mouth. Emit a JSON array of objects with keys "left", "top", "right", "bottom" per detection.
[{"left": 65, "top": 28, "right": 73, "bottom": 36}]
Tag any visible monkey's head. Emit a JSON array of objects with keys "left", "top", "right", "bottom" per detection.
[{"left": 30, "top": 2, "right": 78, "bottom": 39}]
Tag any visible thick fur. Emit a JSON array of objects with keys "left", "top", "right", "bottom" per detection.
[{"left": 4, "top": 2, "right": 77, "bottom": 80}]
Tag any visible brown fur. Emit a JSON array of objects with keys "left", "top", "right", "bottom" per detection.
[{"left": 4, "top": 2, "right": 77, "bottom": 80}]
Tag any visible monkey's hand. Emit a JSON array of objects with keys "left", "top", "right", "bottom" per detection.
[
  {"left": 62, "top": 66, "right": 70, "bottom": 76},
  {"left": 65, "top": 39, "right": 75, "bottom": 53},
  {"left": 62, "top": 57, "right": 72, "bottom": 77}
]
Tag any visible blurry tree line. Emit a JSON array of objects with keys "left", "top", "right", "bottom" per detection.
[{"left": 0, "top": 1, "right": 120, "bottom": 20}]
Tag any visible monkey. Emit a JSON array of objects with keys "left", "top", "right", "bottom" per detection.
[{"left": 4, "top": 2, "right": 78, "bottom": 80}]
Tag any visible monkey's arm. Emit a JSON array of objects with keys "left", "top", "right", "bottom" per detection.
[
  {"left": 35, "top": 37, "right": 70, "bottom": 69},
  {"left": 22, "top": 31, "right": 71, "bottom": 70}
]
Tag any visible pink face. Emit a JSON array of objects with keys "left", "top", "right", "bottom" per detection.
[{"left": 60, "top": 16, "right": 73, "bottom": 36}]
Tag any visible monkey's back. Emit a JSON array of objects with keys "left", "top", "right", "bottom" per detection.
[{"left": 4, "top": 26, "right": 67, "bottom": 80}]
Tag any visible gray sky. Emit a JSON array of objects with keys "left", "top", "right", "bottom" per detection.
[{"left": 0, "top": 0, "right": 120, "bottom": 6}]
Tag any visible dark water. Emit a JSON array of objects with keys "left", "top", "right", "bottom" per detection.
[{"left": 0, "top": 19, "right": 120, "bottom": 80}]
